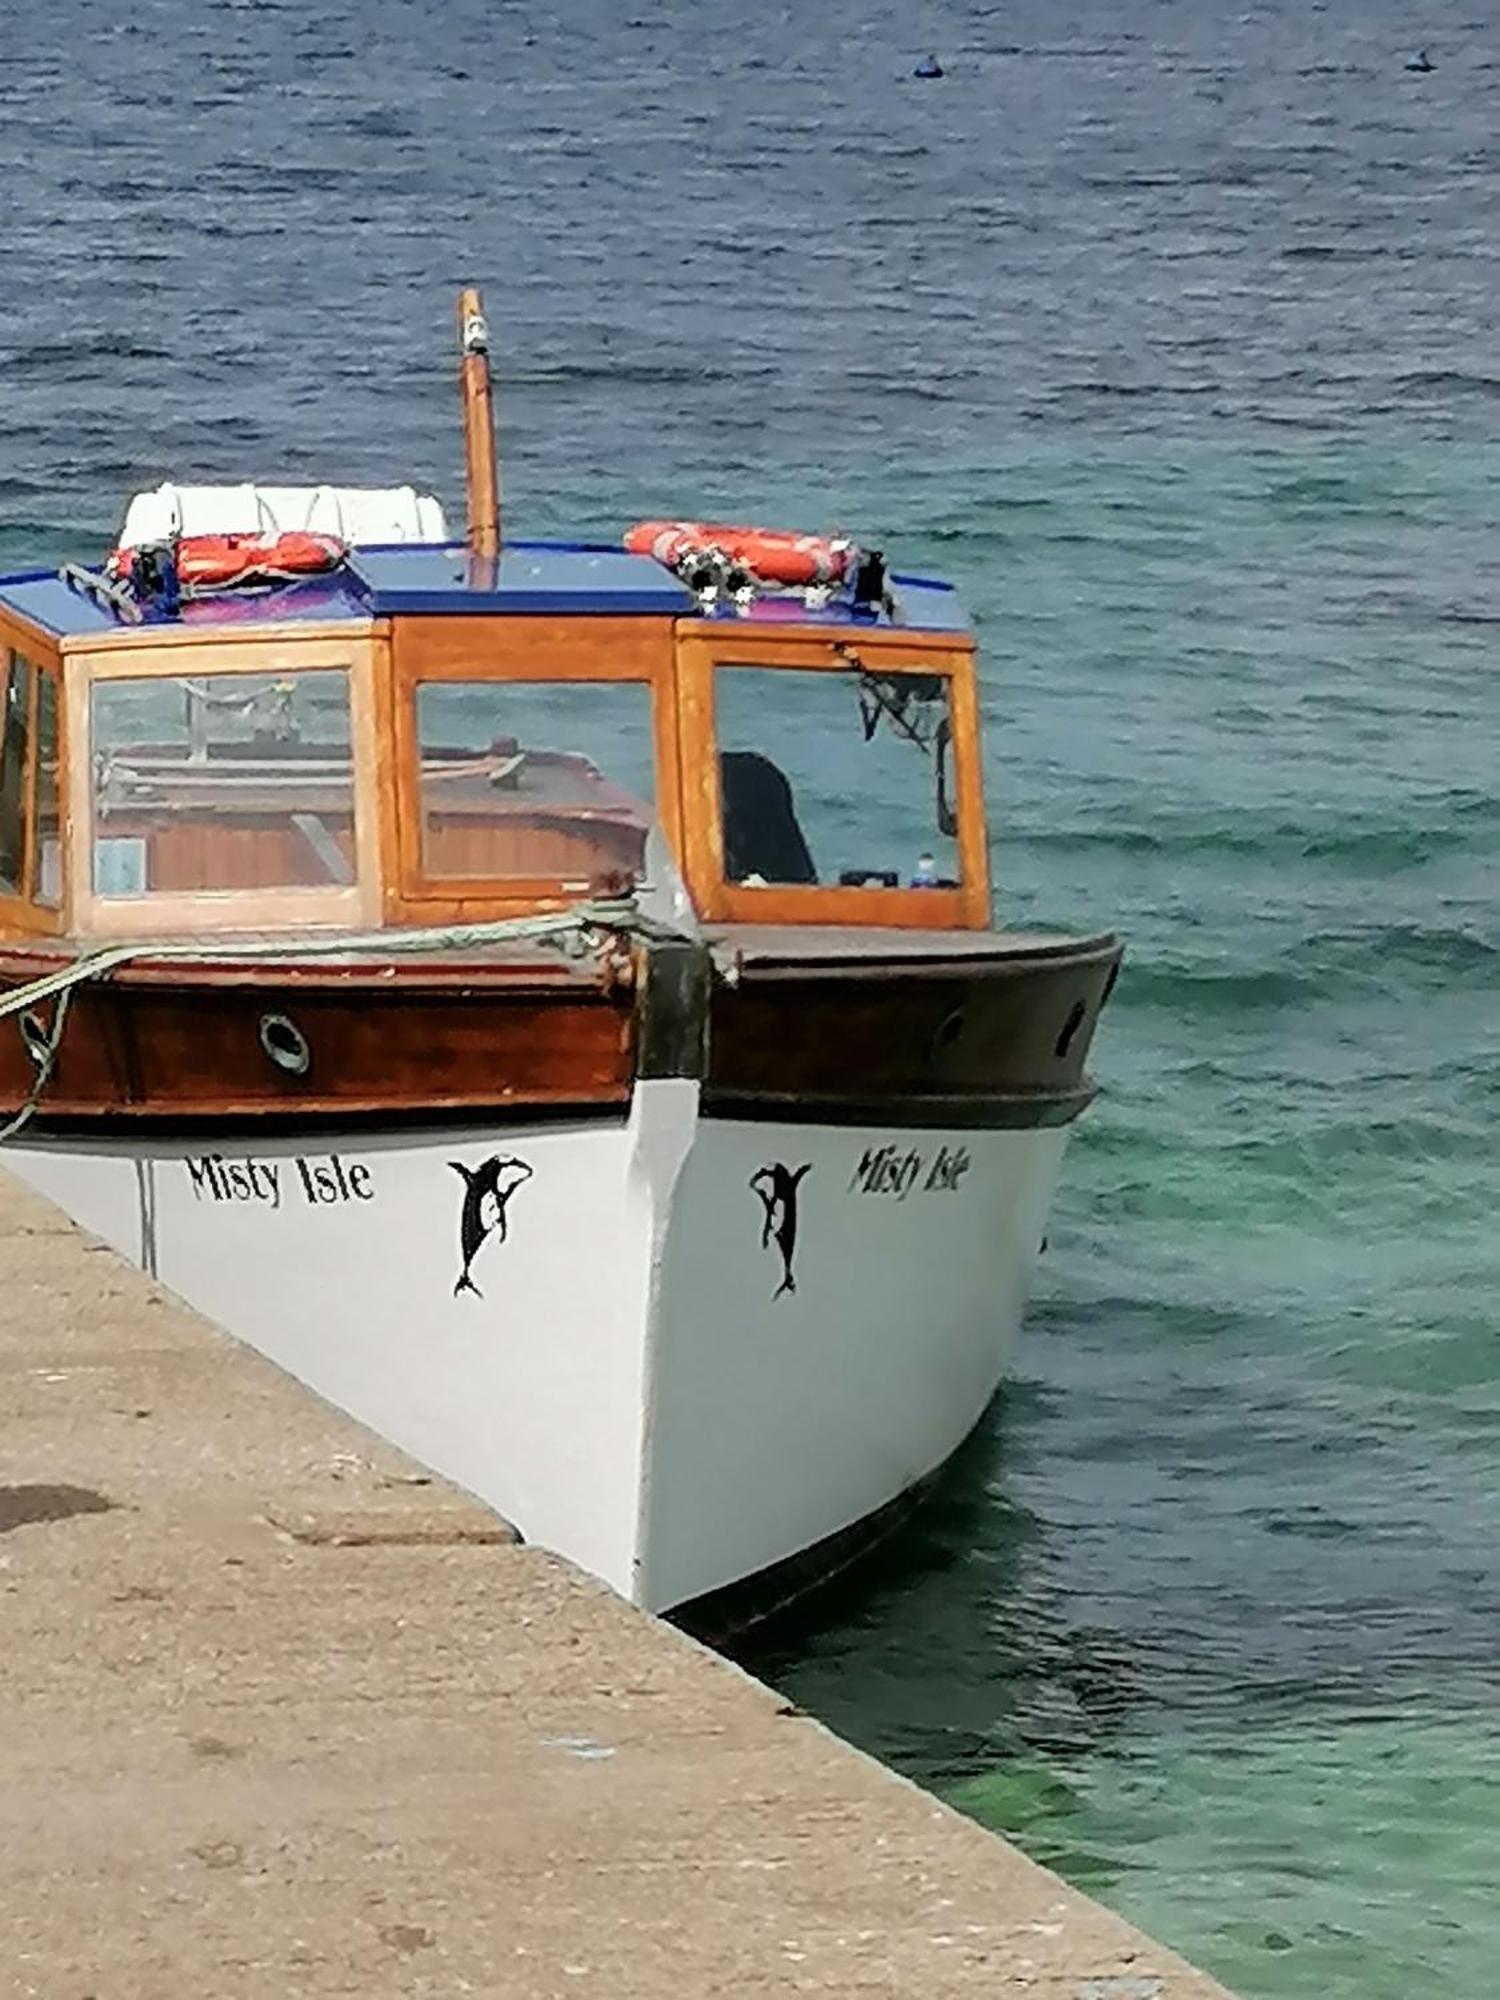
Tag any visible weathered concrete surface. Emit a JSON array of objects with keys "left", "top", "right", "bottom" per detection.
[{"left": 0, "top": 1171, "right": 1234, "bottom": 1999}]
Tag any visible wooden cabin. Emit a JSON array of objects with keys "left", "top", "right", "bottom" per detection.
[{"left": 0, "top": 543, "right": 991, "bottom": 947}]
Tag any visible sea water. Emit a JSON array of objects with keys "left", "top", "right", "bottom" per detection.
[{"left": 3, "top": 1, "right": 1498, "bottom": 1992}]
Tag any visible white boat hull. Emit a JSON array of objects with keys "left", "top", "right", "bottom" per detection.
[{"left": 2, "top": 1083, "right": 1067, "bottom": 1617}]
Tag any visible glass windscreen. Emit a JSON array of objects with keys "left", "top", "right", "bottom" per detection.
[
  {"left": 32, "top": 669, "right": 60, "bottom": 906},
  {"left": 416, "top": 681, "right": 655, "bottom": 885},
  {"left": 713, "top": 664, "right": 960, "bottom": 889},
  {"left": 0, "top": 653, "right": 34, "bottom": 894},
  {"left": 91, "top": 669, "right": 354, "bottom": 896}
]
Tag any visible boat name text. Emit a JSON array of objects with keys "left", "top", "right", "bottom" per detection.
[
  {"left": 848, "top": 1142, "right": 971, "bottom": 1200},
  {"left": 184, "top": 1153, "right": 375, "bottom": 1210}
]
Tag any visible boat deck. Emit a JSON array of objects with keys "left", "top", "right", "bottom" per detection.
[
  {"left": 0, "top": 1167, "right": 1230, "bottom": 1998},
  {"left": 713, "top": 923, "right": 1120, "bottom": 971},
  {"left": 0, "top": 923, "right": 1119, "bottom": 1000}
]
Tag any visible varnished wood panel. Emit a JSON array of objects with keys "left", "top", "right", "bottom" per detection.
[
  {"left": 371, "top": 626, "right": 403, "bottom": 924},
  {"left": 673, "top": 622, "right": 983, "bottom": 663},
  {"left": 423, "top": 815, "right": 645, "bottom": 881},
  {"left": 946, "top": 653, "right": 992, "bottom": 923},
  {"left": 709, "top": 883, "right": 972, "bottom": 929},
  {"left": 103, "top": 817, "right": 359, "bottom": 895},
  {"left": 0, "top": 612, "right": 63, "bottom": 672},
  {"left": 0, "top": 974, "right": 632, "bottom": 1121},
  {"left": 63, "top": 619, "right": 376, "bottom": 657},
  {"left": 393, "top": 616, "right": 672, "bottom": 682}
]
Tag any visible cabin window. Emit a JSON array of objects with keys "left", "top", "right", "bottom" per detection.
[
  {"left": 0, "top": 652, "right": 63, "bottom": 907},
  {"left": 31, "top": 668, "right": 60, "bottom": 906},
  {"left": 713, "top": 664, "right": 961, "bottom": 890},
  {"left": 90, "top": 668, "right": 356, "bottom": 896},
  {"left": 415, "top": 681, "right": 656, "bottom": 886},
  {"left": 0, "top": 652, "right": 34, "bottom": 893}
]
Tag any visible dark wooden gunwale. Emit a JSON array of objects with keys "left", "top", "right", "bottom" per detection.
[
  {"left": 707, "top": 929, "right": 1120, "bottom": 1122},
  {"left": 0, "top": 926, "right": 1120, "bottom": 1133}
]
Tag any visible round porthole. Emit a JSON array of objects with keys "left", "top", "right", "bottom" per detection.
[
  {"left": 1054, "top": 1000, "right": 1088, "bottom": 1061},
  {"left": 259, "top": 1012, "right": 311, "bottom": 1078},
  {"left": 929, "top": 1006, "right": 966, "bottom": 1067}
]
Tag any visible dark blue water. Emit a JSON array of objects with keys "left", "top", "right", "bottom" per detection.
[{"left": 5, "top": 3, "right": 1500, "bottom": 1992}]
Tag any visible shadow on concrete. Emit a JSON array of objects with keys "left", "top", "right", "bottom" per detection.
[{"left": 0, "top": 1483, "right": 114, "bottom": 1535}]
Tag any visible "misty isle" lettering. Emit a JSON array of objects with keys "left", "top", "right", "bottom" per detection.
[
  {"left": 184, "top": 1154, "right": 375, "bottom": 1209},
  {"left": 848, "top": 1142, "right": 971, "bottom": 1201}
]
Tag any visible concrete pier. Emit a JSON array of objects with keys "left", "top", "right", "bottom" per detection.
[{"left": 0, "top": 1172, "right": 1234, "bottom": 1998}]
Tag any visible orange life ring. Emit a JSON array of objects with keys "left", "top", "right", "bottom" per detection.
[
  {"left": 625, "top": 520, "right": 855, "bottom": 587},
  {"left": 108, "top": 531, "right": 346, "bottom": 589}
]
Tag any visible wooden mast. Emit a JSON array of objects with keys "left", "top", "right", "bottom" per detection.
[{"left": 457, "top": 287, "right": 500, "bottom": 560}]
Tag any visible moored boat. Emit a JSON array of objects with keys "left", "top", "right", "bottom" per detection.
[{"left": 0, "top": 291, "right": 1120, "bottom": 1627}]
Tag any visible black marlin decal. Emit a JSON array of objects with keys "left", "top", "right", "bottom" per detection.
[
  {"left": 750, "top": 1162, "right": 811, "bottom": 1300},
  {"left": 449, "top": 1155, "right": 533, "bottom": 1298}
]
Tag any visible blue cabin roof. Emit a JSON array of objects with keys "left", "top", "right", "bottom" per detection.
[{"left": 0, "top": 541, "right": 971, "bottom": 640}]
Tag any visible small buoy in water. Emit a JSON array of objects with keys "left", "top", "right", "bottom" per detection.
[
  {"left": 914, "top": 53, "right": 944, "bottom": 78},
  {"left": 1405, "top": 48, "right": 1434, "bottom": 72}
]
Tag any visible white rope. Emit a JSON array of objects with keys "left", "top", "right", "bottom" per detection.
[{"left": 0, "top": 989, "right": 74, "bottom": 1142}]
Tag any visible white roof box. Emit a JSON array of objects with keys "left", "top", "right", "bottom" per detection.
[{"left": 117, "top": 483, "right": 449, "bottom": 551}]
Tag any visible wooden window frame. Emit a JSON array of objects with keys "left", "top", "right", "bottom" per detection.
[
  {"left": 67, "top": 631, "right": 381, "bottom": 939},
  {"left": 0, "top": 616, "right": 64, "bottom": 938},
  {"left": 674, "top": 626, "right": 991, "bottom": 929},
  {"left": 389, "top": 615, "right": 681, "bottom": 921}
]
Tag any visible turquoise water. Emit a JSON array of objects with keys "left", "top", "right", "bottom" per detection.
[
  {"left": 5, "top": 2, "right": 1500, "bottom": 1991},
  {"left": 740, "top": 442, "right": 1500, "bottom": 1999}
]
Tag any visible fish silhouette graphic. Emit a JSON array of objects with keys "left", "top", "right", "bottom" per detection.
[
  {"left": 750, "top": 1162, "right": 812, "bottom": 1299},
  {"left": 449, "top": 1155, "right": 533, "bottom": 1298}
]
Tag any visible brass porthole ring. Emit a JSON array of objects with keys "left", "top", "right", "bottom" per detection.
[
  {"left": 929, "top": 1005, "right": 966, "bottom": 1067},
  {"left": 259, "top": 1012, "right": 312, "bottom": 1077}
]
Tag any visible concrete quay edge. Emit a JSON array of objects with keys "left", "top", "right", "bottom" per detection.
[{"left": 0, "top": 1169, "right": 1235, "bottom": 1999}]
